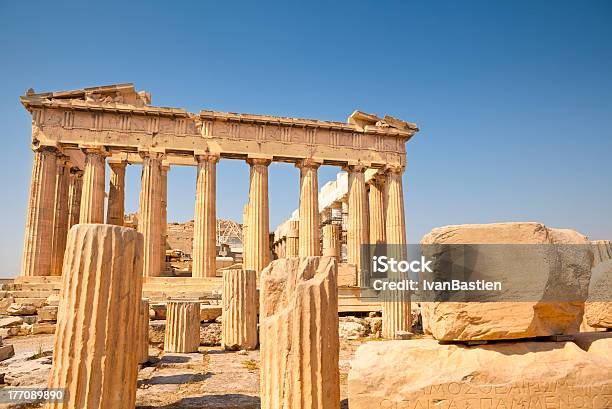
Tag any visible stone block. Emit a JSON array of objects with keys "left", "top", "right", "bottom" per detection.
[
  {"left": 31, "top": 322, "right": 56, "bottom": 334},
  {"left": 21, "top": 315, "right": 37, "bottom": 325},
  {"left": 0, "top": 327, "right": 19, "bottom": 338},
  {"left": 7, "top": 303, "right": 37, "bottom": 316},
  {"left": 0, "top": 296, "right": 14, "bottom": 313},
  {"left": 149, "top": 303, "right": 166, "bottom": 320},
  {"left": 337, "top": 263, "right": 357, "bottom": 287},
  {"left": 260, "top": 256, "right": 340, "bottom": 409},
  {"left": 573, "top": 331, "right": 612, "bottom": 360},
  {"left": 37, "top": 305, "right": 58, "bottom": 322},
  {"left": 45, "top": 293, "right": 60, "bottom": 306},
  {"left": 584, "top": 259, "right": 612, "bottom": 329},
  {"left": 201, "top": 305, "right": 222, "bottom": 322},
  {"left": 420, "top": 222, "right": 592, "bottom": 341},
  {"left": 0, "top": 344, "right": 15, "bottom": 361},
  {"left": 348, "top": 339, "right": 612, "bottom": 409},
  {"left": 0, "top": 317, "right": 23, "bottom": 328}
]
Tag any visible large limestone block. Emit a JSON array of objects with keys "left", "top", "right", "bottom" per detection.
[
  {"left": 47, "top": 224, "right": 143, "bottom": 409},
  {"left": 348, "top": 339, "right": 612, "bottom": 409},
  {"left": 164, "top": 300, "right": 201, "bottom": 353},
  {"left": 574, "top": 331, "right": 612, "bottom": 360},
  {"left": 584, "top": 259, "right": 612, "bottom": 328},
  {"left": 420, "top": 222, "right": 593, "bottom": 341},
  {"left": 260, "top": 256, "right": 340, "bottom": 409},
  {"left": 222, "top": 269, "right": 257, "bottom": 350}
]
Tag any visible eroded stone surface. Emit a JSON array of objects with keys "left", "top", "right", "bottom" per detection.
[
  {"left": 260, "top": 256, "right": 340, "bottom": 409},
  {"left": 584, "top": 259, "right": 612, "bottom": 328},
  {"left": 164, "top": 300, "right": 201, "bottom": 353},
  {"left": 222, "top": 269, "right": 257, "bottom": 350},
  {"left": 420, "top": 222, "right": 593, "bottom": 341},
  {"left": 348, "top": 339, "right": 612, "bottom": 409}
]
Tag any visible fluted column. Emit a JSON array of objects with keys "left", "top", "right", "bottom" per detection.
[
  {"left": 346, "top": 164, "right": 369, "bottom": 286},
  {"left": 160, "top": 165, "right": 169, "bottom": 273},
  {"left": 286, "top": 220, "right": 299, "bottom": 257},
  {"left": 193, "top": 154, "right": 219, "bottom": 277},
  {"left": 21, "top": 146, "right": 58, "bottom": 277},
  {"left": 50, "top": 156, "right": 70, "bottom": 276},
  {"left": 297, "top": 159, "right": 321, "bottom": 257},
  {"left": 260, "top": 257, "right": 340, "bottom": 409},
  {"left": 138, "top": 298, "right": 150, "bottom": 364},
  {"left": 47, "top": 224, "right": 143, "bottom": 409},
  {"left": 79, "top": 147, "right": 107, "bottom": 224},
  {"left": 106, "top": 161, "right": 126, "bottom": 226},
  {"left": 368, "top": 175, "right": 386, "bottom": 245},
  {"left": 67, "top": 168, "right": 83, "bottom": 229},
  {"left": 164, "top": 300, "right": 201, "bottom": 353},
  {"left": 222, "top": 269, "right": 258, "bottom": 350},
  {"left": 381, "top": 165, "right": 410, "bottom": 339},
  {"left": 245, "top": 158, "right": 270, "bottom": 275},
  {"left": 138, "top": 152, "right": 164, "bottom": 277},
  {"left": 322, "top": 223, "right": 341, "bottom": 259},
  {"left": 242, "top": 204, "right": 250, "bottom": 267}
]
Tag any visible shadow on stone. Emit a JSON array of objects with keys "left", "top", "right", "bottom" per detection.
[
  {"left": 137, "top": 393, "right": 261, "bottom": 409},
  {"left": 141, "top": 372, "right": 210, "bottom": 385}
]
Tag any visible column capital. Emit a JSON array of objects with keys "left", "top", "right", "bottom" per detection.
[
  {"left": 247, "top": 158, "right": 271, "bottom": 167},
  {"left": 32, "top": 144, "right": 59, "bottom": 155},
  {"left": 107, "top": 161, "right": 127, "bottom": 172},
  {"left": 343, "top": 163, "right": 368, "bottom": 173},
  {"left": 384, "top": 164, "right": 405, "bottom": 174},
  {"left": 195, "top": 153, "right": 220, "bottom": 164},
  {"left": 56, "top": 154, "right": 71, "bottom": 167},
  {"left": 81, "top": 145, "right": 109, "bottom": 157},
  {"left": 138, "top": 150, "right": 165, "bottom": 161},
  {"left": 295, "top": 158, "right": 322, "bottom": 169}
]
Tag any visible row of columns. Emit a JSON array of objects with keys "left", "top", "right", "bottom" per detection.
[{"left": 22, "top": 145, "right": 406, "bottom": 284}]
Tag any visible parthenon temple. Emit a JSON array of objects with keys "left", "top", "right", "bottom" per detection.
[{"left": 18, "top": 83, "right": 418, "bottom": 297}]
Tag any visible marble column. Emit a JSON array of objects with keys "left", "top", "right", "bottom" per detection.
[
  {"left": 244, "top": 158, "right": 270, "bottom": 275},
  {"left": 106, "top": 161, "right": 127, "bottom": 226},
  {"left": 164, "top": 300, "right": 201, "bottom": 353},
  {"left": 193, "top": 154, "right": 219, "bottom": 278},
  {"left": 138, "top": 152, "right": 164, "bottom": 277},
  {"left": 346, "top": 164, "right": 369, "bottom": 286},
  {"left": 21, "top": 146, "right": 58, "bottom": 277},
  {"left": 50, "top": 156, "right": 70, "bottom": 276},
  {"left": 160, "top": 164, "right": 169, "bottom": 273},
  {"left": 368, "top": 175, "right": 386, "bottom": 245},
  {"left": 79, "top": 147, "right": 107, "bottom": 224},
  {"left": 222, "top": 269, "right": 258, "bottom": 350},
  {"left": 297, "top": 159, "right": 320, "bottom": 257},
  {"left": 286, "top": 220, "right": 299, "bottom": 257},
  {"left": 47, "top": 224, "right": 143, "bottom": 409},
  {"left": 67, "top": 168, "right": 83, "bottom": 229},
  {"left": 242, "top": 204, "right": 250, "bottom": 268},
  {"left": 381, "top": 165, "right": 410, "bottom": 339},
  {"left": 322, "top": 223, "right": 341, "bottom": 259}
]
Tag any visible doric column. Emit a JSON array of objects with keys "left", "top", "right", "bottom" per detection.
[
  {"left": 164, "top": 300, "right": 201, "bottom": 353},
  {"left": 193, "top": 154, "right": 219, "bottom": 278},
  {"left": 79, "top": 146, "right": 107, "bottom": 224},
  {"left": 21, "top": 146, "right": 58, "bottom": 277},
  {"left": 346, "top": 164, "right": 369, "bottom": 286},
  {"left": 244, "top": 158, "right": 270, "bottom": 275},
  {"left": 67, "top": 168, "right": 83, "bottom": 229},
  {"left": 384, "top": 166, "right": 407, "bottom": 247},
  {"left": 222, "top": 269, "right": 258, "bottom": 350},
  {"left": 47, "top": 224, "right": 143, "bottom": 409},
  {"left": 368, "top": 174, "right": 386, "bottom": 245},
  {"left": 381, "top": 165, "right": 410, "bottom": 339},
  {"left": 138, "top": 152, "right": 164, "bottom": 277},
  {"left": 322, "top": 223, "right": 341, "bottom": 259},
  {"left": 286, "top": 220, "right": 299, "bottom": 257},
  {"left": 50, "top": 156, "right": 70, "bottom": 276},
  {"left": 260, "top": 257, "right": 340, "bottom": 409},
  {"left": 106, "top": 161, "right": 127, "bottom": 226},
  {"left": 297, "top": 159, "right": 321, "bottom": 257},
  {"left": 138, "top": 298, "right": 150, "bottom": 364},
  {"left": 242, "top": 204, "right": 250, "bottom": 267},
  {"left": 160, "top": 164, "right": 169, "bottom": 273}
]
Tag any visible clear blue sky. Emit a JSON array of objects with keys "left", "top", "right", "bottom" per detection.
[{"left": 1, "top": 1, "right": 611, "bottom": 275}]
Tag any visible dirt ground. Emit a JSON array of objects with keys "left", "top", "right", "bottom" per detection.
[{"left": 0, "top": 333, "right": 367, "bottom": 409}]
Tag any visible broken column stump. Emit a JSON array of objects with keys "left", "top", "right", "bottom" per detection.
[
  {"left": 47, "top": 224, "right": 143, "bottom": 409},
  {"left": 138, "top": 298, "right": 150, "bottom": 364},
  {"left": 260, "top": 256, "right": 340, "bottom": 409},
  {"left": 222, "top": 268, "right": 258, "bottom": 350},
  {"left": 164, "top": 300, "right": 201, "bottom": 353}
]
